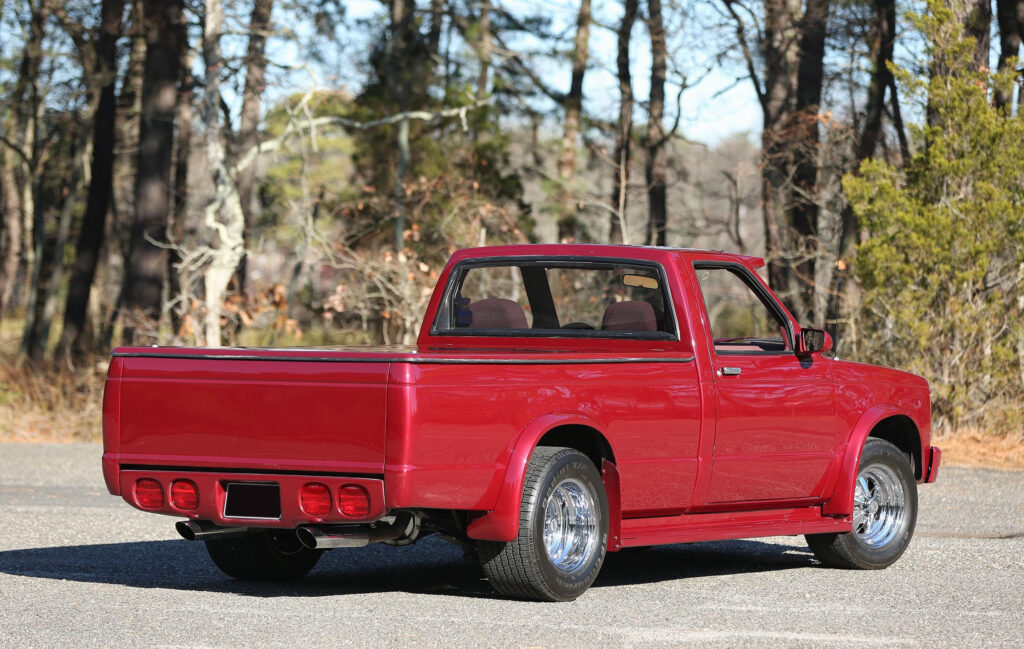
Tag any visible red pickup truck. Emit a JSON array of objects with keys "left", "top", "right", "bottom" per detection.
[{"left": 102, "top": 244, "right": 940, "bottom": 601}]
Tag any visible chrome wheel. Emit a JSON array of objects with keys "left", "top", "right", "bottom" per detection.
[
  {"left": 852, "top": 463, "right": 907, "bottom": 547},
  {"left": 543, "top": 477, "right": 598, "bottom": 573}
]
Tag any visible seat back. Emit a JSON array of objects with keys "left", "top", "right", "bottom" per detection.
[
  {"left": 468, "top": 298, "right": 529, "bottom": 329},
  {"left": 601, "top": 301, "right": 657, "bottom": 332}
]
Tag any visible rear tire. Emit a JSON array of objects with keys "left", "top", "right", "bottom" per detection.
[
  {"left": 205, "top": 530, "right": 322, "bottom": 581},
  {"left": 478, "top": 447, "right": 608, "bottom": 601},
  {"left": 807, "top": 438, "right": 918, "bottom": 569}
]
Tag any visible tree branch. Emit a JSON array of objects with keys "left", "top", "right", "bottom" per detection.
[
  {"left": 721, "top": 0, "right": 767, "bottom": 114},
  {"left": 232, "top": 98, "right": 491, "bottom": 177}
]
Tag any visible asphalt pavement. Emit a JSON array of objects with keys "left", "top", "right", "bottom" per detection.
[{"left": 0, "top": 444, "right": 1021, "bottom": 648}]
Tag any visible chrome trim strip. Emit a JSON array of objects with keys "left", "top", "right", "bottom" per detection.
[{"left": 111, "top": 352, "right": 696, "bottom": 365}]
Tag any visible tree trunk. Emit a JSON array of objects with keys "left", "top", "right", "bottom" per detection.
[
  {"left": 857, "top": 0, "right": 896, "bottom": 162},
  {"left": 29, "top": 132, "right": 93, "bottom": 361},
  {"left": 610, "top": 0, "right": 638, "bottom": 245},
  {"left": 556, "top": 0, "right": 591, "bottom": 243},
  {"left": 168, "top": 43, "right": 194, "bottom": 339},
  {"left": 476, "top": 1, "right": 492, "bottom": 101},
  {"left": 122, "top": 0, "right": 184, "bottom": 344},
  {"left": 112, "top": 0, "right": 146, "bottom": 236},
  {"left": 13, "top": 0, "right": 50, "bottom": 354},
  {"left": 428, "top": 0, "right": 444, "bottom": 59},
  {"left": 201, "top": 0, "right": 248, "bottom": 347},
  {"left": 958, "top": 0, "right": 993, "bottom": 71},
  {"left": 0, "top": 152, "right": 22, "bottom": 320},
  {"left": 234, "top": 0, "right": 273, "bottom": 296},
  {"left": 387, "top": 0, "right": 417, "bottom": 252},
  {"left": 60, "top": 0, "right": 125, "bottom": 359},
  {"left": 644, "top": 0, "right": 667, "bottom": 247},
  {"left": 790, "top": 0, "right": 830, "bottom": 323},
  {"left": 756, "top": 0, "right": 802, "bottom": 316},
  {"left": 996, "top": 0, "right": 1024, "bottom": 110}
]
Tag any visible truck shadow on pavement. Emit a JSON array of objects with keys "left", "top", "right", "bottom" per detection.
[{"left": 0, "top": 535, "right": 815, "bottom": 598}]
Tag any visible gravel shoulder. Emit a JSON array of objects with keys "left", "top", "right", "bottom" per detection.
[{"left": 0, "top": 444, "right": 1021, "bottom": 648}]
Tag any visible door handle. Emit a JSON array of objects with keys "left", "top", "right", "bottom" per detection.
[{"left": 719, "top": 367, "right": 742, "bottom": 376}]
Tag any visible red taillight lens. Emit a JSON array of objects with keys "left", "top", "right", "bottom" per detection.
[
  {"left": 300, "top": 483, "right": 332, "bottom": 517},
  {"left": 170, "top": 479, "right": 199, "bottom": 510},
  {"left": 337, "top": 484, "right": 370, "bottom": 518},
  {"left": 134, "top": 478, "right": 164, "bottom": 510}
]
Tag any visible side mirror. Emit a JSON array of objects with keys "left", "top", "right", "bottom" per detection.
[{"left": 798, "top": 328, "right": 833, "bottom": 355}]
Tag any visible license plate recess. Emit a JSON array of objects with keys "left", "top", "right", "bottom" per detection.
[{"left": 223, "top": 482, "right": 281, "bottom": 519}]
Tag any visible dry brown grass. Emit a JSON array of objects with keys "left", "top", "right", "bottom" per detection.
[
  {"left": 934, "top": 429, "right": 1024, "bottom": 471},
  {"left": 0, "top": 357, "right": 106, "bottom": 442}
]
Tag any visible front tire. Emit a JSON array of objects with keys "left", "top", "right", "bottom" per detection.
[
  {"left": 478, "top": 447, "right": 609, "bottom": 601},
  {"left": 204, "top": 529, "right": 323, "bottom": 581},
  {"left": 807, "top": 438, "right": 918, "bottom": 569}
]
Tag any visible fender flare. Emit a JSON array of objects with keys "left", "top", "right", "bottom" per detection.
[
  {"left": 821, "top": 406, "right": 915, "bottom": 516},
  {"left": 465, "top": 413, "right": 619, "bottom": 543}
]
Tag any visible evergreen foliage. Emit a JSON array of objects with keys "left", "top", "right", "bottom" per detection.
[{"left": 846, "top": 1, "right": 1024, "bottom": 433}]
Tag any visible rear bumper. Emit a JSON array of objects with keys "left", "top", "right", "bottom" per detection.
[
  {"left": 924, "top": 446, "right": 941, "bottom": 483},
  {"left": 118, "top": 469, "right": 386, "bottom": 528}
]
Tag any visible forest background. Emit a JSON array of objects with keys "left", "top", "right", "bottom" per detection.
[{"left": 0, "top": 0, "right": 1021, "bottom": 467}]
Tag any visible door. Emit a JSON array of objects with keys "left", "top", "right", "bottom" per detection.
[{"left": 694, "top": 264, "right": 837, "bottom": 503}]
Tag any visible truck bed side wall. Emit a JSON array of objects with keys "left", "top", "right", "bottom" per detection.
[{"left": 384, "top": 361, "right": 702, "bottom": 516}]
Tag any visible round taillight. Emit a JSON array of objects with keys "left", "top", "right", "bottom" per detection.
[
  {"left": 170, "top": 479, "right": 199, "bottom": 510},
  {"left": 134, "top": 478, "right": 164, "bottom": 510},
  {"left": 300, "top": 483, "right": 332, "bottom": 517},
  {"left": 337, "top": 484, "right": 370, "bottom": 518}
]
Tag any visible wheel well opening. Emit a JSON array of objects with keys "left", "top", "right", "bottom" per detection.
[
  {"left": 869, "top": 415, "right": 922, "bottom": 479},
  {"left": 536, "top": 425, "right": 615, "bottom": 470}
]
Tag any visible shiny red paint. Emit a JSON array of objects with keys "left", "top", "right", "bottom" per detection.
[{"left": 102, "top": 244, "right": 938, "bottom": 549}]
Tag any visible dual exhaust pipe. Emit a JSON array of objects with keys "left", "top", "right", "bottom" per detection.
[{"left": 176, "top": 512, "right": 420, "bottom": 549}]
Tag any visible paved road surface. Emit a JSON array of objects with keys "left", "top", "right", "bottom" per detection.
[{"left": 0, "top": 444, "right": 1021, "bottom": 648}]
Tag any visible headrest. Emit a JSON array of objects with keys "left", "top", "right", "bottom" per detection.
[
  {"left": 601, "top": 301, "right": 657, "bottom": 331},
  {"left": 468, "top": 298, "right": 529, "bottom": 329}
]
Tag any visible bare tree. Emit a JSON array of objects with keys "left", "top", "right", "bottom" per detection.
[
  {"left": 0, "top": 0, "right": 50, "bottom": 322},
  {"left": 200, "top": 0, "right": 248, "bottom": 347},
  {"left": 722, "top": 0, "right": 838, "bottom": 322},
  {"left": 645, "top": 0, "right": 668, "bottom": 247},
  {"left": 235, "top": 0, "right": 274, "bottom": 295},
  {"left": 556, "top": 0, "right": 592, "bottom": 242},
  {"left": 60, "top": 0, "right": 126, "bottom": 359},
  {"left": 610, "top": 0, "right": 639, "bottom": 245},
  {"left": 122, "top": 0, "right": 185, "bottom": 343}
]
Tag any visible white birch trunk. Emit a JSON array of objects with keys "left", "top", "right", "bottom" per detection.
[{"left": 202, "top": 0, "right": 246, "bottom": 347}]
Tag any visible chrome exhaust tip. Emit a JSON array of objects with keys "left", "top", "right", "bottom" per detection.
[
  {"left": 175, "top": 520, "right": 250, "bottom": 541},
  {"left": 296, "top": 525, "right": 370, "bottom": 549}
]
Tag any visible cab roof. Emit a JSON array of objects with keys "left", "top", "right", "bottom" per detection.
[{"left": 447, "top": 244, "right": 765, "bottom": 271}]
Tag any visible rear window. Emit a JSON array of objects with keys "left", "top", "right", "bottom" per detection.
[{"left": 432, "top": 260, "right": 676, "bottom": 339}]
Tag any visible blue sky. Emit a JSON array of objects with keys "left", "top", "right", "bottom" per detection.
[{"left": 269, "top": 0, "right": 763, "bottom": 145}]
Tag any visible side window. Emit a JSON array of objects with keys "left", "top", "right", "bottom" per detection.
[{"left": 695, "top": 266, "right": 791, "bottom": 353}]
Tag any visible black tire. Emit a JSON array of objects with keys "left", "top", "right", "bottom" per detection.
[
  {"left": 807, "top": 438, "right": 918, "bottom": 569},
  {"left": 204, "top": 530, "right": 323, "bottom": 581},
  {"left": 478, "top": 446, "right": 609, "bottom": 601}
]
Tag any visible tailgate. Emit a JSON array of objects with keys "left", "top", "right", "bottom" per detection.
[{"left": 112, "top": 355, "right": 389, "bottom": 474}]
